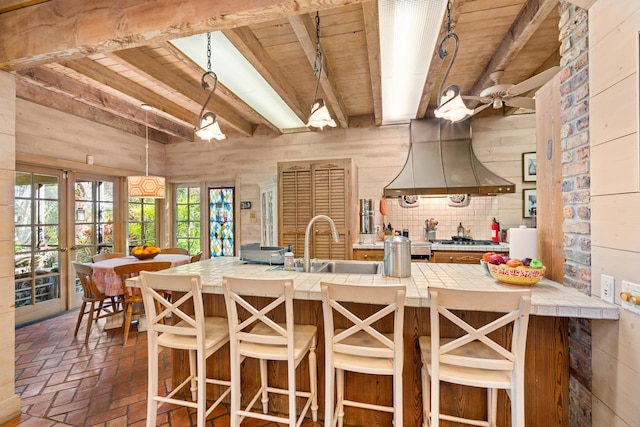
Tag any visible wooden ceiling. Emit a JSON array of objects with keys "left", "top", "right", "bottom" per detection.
[{"left": 1, "top": 0, "right": 560, "bottom": 144}]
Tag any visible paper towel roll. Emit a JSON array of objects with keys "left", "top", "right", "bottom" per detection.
[{"left": 509, "top": 226, "right": 538, "bottom": 260}]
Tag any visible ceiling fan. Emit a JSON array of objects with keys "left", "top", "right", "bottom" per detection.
[{"left": 465, "top": 65, "right": 561, "bottom": 115}]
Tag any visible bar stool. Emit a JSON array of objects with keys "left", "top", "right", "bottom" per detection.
[
  {"left": 113, "top": 261, "right": 171, "bottom": 345},
  {"left": 321, "top": 282, "right": 406, "bottom": 427},
  {"left": 222, "top": 276, "right": 318, "bottom": 427},
  {"left": 419, "top": 287, "right": 531, "bottom": 427},
  {"left": 139, "top": 271, "right": 231, "bottom": 427}
]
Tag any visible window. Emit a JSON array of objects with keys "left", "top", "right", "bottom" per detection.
[
  {"left": 128, "top": 197, "right": 157, "bottom": 249},
  {"left": 14, "top": 171, "right": 61, "bottom": 307},
  {"left": 176, "top": 186, "right": 201, "bottom": 254},
  {"left": 74, "top": 179, "right": 115, "bottom": 263},
  {"left": 209, "top": 187, "right": 234, "bottom": 257}
]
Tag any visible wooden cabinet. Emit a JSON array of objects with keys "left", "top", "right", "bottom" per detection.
[
  {"left": 353, "top": 249, "right": 384, "bottom": 261},
  {"left": 278, "top": 159, "right": 358, "bottom": 260},
  {"left": 432, "top": 250, "right": 507, "bottom": 264}
]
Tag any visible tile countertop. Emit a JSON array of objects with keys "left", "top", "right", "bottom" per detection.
[
  {"left": 133, "top": 257, "right": 619, "bottom": 320},
  {"left": 353, "top": 242, "right": 510, "bottom": 252}
]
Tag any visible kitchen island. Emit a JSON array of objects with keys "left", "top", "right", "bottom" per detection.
[{"left": 153, "top": 257, "right": 618, "bottom": 426}]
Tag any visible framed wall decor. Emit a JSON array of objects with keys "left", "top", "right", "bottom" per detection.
[
  {"left": 523, "top": 189, "right": 537, "bottom": 218},
  {"left": 522, "top": 152, "right": 537, "bottom": 182}
]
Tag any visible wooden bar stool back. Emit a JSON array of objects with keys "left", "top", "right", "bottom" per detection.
[
  {"left": 72, "top": 262, "right": 122, "bottom": 343},
  {"left": 321, "top": 282, "right": 406, "bottom": 427},
  {"left": 113, "top": 261, "right": 171, "bottom": 345},
  {"left": 160, "top": 247, "right": 188, "bottom": 254},
  {"left": 139, "top": 271, "right": 231, "bottom": 427},
  {"left": 419, "top": 287, "right": 532, "bottom": 427},
  {"left": 222, "top": 276, "right": 318, "bottom": 427}
]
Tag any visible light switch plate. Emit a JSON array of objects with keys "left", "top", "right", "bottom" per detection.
[
  {"left": 620, "top": 281, "right": 640, "bottom": 315},
  {"left": 601, "top": 274, "right": 614, "bottom": 303}
]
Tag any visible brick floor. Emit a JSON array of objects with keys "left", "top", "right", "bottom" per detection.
[{"left": 5, "top": 310, "right": 322, "bottom": 427}]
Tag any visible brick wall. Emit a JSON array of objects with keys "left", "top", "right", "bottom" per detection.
[{"left": 559, "top": 2, "right": 592, "bottom": 426}]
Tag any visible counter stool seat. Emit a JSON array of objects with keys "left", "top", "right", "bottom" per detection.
[
  {"left": 222, "top": 276, "right": 318, "bottom": 427},
  {"left": 139, "top": 271, "right": 230, "bottom": 427},
  {"left": 321, "top": 282, "right": 406, "bottom": 427},
  {"left": 419, "top": 287, "right": 531, "bottom": 427}
]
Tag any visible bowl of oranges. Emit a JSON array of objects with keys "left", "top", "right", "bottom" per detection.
[{"left": 131, "top": 245, "right": 161, "bottom": 260}]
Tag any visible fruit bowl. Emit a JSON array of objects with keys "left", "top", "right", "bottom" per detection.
[
  {"left": 133, "top": 252, "right": 159, "bottom": 260},
  {"left": 487, "top": 263, "right": 546, "bottom": 286}
]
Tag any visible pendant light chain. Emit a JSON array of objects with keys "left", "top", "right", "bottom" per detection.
[
  {"left": 144, "top": 107, "right": 149, "bottom": 176},
  {"left": 206, "top": 32, "right": 212, "bottom": 73},
  {"left": 312, "top": 12, "right": 323, "bottom": 103}
]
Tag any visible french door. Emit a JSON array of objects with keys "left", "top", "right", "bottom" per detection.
[
  {"left": 69, "top": 174, "right": 120, "bottom": 309},
  {"left": 14, "top": 166, "right": 68, "bottom": 326}
]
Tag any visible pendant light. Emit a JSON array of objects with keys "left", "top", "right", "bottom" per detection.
[
  {"left": 433, "top": 1, "right": 474, "bottom": 123},
  {"left": 195, "top": 33, "right": 226, "bottom": 141},
  {"left": 306, "top": 12, "right": 336, "bottom": 130},
  {"left": 127, "top": 104, "right": 166, "bottom": 198}
]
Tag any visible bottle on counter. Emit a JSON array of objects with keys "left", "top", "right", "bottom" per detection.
[
  {"left": 284, "top": 251, "right": 295, "bottom": 271},
  {"left": 457, "top": 222, "right": 465, "bottom": 237}
]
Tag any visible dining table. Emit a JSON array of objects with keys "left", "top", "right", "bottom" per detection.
[{"left": 91, "top": 254, "right": 191, "bottom": 296}]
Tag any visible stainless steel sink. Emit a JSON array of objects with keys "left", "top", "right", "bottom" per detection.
[
  {"left": 268, "top": 260, "right": 383, "bottom": 275},
  {"left": 310, "top": 260, "right": 383, "bottom": 275}
]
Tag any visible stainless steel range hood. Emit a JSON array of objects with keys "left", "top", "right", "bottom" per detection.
[{"left": 384, "top": 119, "right": 515, "bottom": 196}]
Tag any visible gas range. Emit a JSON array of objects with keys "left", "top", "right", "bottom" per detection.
[{"left": 430, "top": 239, "right": 500, "bottom": 246}]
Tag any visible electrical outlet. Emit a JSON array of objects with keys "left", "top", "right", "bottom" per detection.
[
  {"left": 601, "top": 274, "right": 614, "bottom": 303},
  {"left": 374, "top": 225, "right": 381, "bottom": 233}
]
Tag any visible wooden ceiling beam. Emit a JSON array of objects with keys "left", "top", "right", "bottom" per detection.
[
  {"left": 361, "top": 0, "right": 382, "bottom": 126},
  {"left": 223, "top": 26, "right": 310, "bottom": 124},
  {"left": 61, "top": 57, "right": 198, "bottom": 127},
  {"left": 16, "top": 77, "right": 181, "bottom": 144},
  {"left": 111, "top": 47, "right": 254, "bottom": 137},
  {"left": 416, "top": 0, "right": 466, "bottom": 119},
  {"left": 288, "top": 13, "right": 349, "bottom": 128},
  {"left": 161, "top": 41, "right": 281, "bottom": 135},
  {"left": 17, "top": 66, "right": 193, "bottom": 140},
  {"left": 0, "top": 0, "right": 368, "bottom": 71},
  {"left": 468, "top": 0, "right": 560, "bottom": 99}
]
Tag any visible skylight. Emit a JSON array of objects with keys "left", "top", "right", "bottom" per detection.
[
  {"left": 171, "top": 32, "right": 306, "bottom": 131},
  {"left": 378, "top": 0, "right": 448, "bottom": 124}
]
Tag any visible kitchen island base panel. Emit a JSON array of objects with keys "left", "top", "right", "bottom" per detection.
[{"left": 172, "top": 295, "right": 568, "bottom": 427}]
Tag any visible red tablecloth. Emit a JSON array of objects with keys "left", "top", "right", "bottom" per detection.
[{"left": 91, "top": 254, "right": 191, "bottom": 296}]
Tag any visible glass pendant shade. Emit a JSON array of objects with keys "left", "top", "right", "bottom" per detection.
[
  {"left": 195, "top": 112, "right": 226, "bottom": 141},
  {"left": 306, "top": 98, "right": 336, "bottom": 130},
  {"left": 434, "top": 85, "right": 474, "bottom": 123}
]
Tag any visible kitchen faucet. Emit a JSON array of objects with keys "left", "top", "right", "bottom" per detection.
[{"left": 304, "top": 215, "right": 340, "bottom": 272}]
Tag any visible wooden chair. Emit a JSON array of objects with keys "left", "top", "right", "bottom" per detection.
[
  {"left": 321, "top": 282, "right": 406, "bottom": 427},
  {"left": 139, "top": 271, "right": 231, "bottom": 427},
  {"left": 91, "top": 252, "right": 125, "bottom": 263},
  {"left": 419, "top": 287, "right": 532, "bottom": 427},
  {"left": 72, "top": 262, "right": 122, "bottom": 343},
  {"left": 160, "top": 247, "right": 188, "bottom": 255},
  {"left": 113, "top": 261, "right": 171, "bottom": 345},
  {"left": 222, "top": 276, "right": 318, "bottom": 427},
  {"left": 190, "top": 252, "right": 203, "bottom": 263}
]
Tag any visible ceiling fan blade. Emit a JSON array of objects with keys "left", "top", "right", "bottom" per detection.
[
  {"left": 472, "top": 102, "right": 492, "bottom": 115},
  {"left": 505, "top": 97, "right": 536, "bottom": 110},
  {"left": 506, "top": 66, "right": 561, "bottom": 96}
]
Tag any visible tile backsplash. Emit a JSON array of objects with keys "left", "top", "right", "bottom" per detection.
[{"left": 374, "top": 195, "right": 499, "bottom": 241}]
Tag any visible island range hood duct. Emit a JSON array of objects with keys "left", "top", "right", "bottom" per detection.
[{"left": 384, "top": 118, "right": 515, "bottom": 196}]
